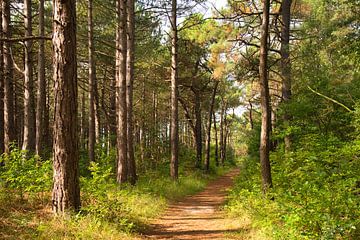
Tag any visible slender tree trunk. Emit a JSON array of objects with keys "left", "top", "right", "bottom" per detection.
[
  {"left": 2, "top": 0, "right": 15, "bottom": 153},
  {"left": 222, "top": 109, "right": 228, "bottom": 165},
  {"left": 205, "top": 81, "right": 218, "bottom": 171},
  {"left": 281, "top": 0, "right": 292, "bottom": 152},
  {"left": 43, "top": 81, "right": 51, "bottom": 150},
  {"left": 88, "top": 0, "right": 96, "bottom": 163},
  {"left": 220, "top": 100, "right": 227, "bottom": 166},
  {"left": 126, "top": 0, "right": 137, "bottom": 184},
  {"left": 36, "top": 0, "right": 46, "bottom": 156},
  {"left": 194, "top": 89, "right": 202, "bottom": 168},
  {"left": 259, "top": 0, "right": 273, "bottom": 193},
  {"left": 248, "top": 100, "right": 254, "bottom": 130},
  {"left": 110, "top": 72, "right": 116, "bottom": 147},
  {"left": 80, "top": 92, "right": 87, "bottom": 149},
  {"left": 170, "top": 0, "right": 179, "bottom": 180},
  {"left": 213, "top": 112, "right": 219, "bottom": 166},
  {"left": 116, "top": 0, "right": 128, "bottom": 184},
  {"left": 0, "top": 2, "right": 4, "bottom": 154},
  {"left": 22, "top": 0, "right": 36, "bottom": 152},
  {"left": 52, "top": 0, "right": 80, "bottom": 213}
]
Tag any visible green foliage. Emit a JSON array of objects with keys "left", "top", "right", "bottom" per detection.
[
  {"left": 227, "top": 136, "right": 360, "bottom": 239},
  {"left": 0, "top": 147, "right": 52, "bottom": 198}
]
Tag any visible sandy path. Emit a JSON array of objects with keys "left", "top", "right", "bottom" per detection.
[{"left": 142, "top": 169, "right": 241, "bottom": 240}]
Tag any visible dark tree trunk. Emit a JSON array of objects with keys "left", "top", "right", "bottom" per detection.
[
  {"left": 170, "top": 0, "right": 179, "bottom": 180},
  {"left": 116, "top": 0, "right": 128, "bottom": 184},
  {"left": 259, "top": 0, "right": 273, "bottom": 193},
  {"left": 52, "top": 0, "right": 80, "bottom": 213},
  {"left": 36, "top": 0, "right": 46, "bottom": 156},
  {"left": 194, "top": 89, "right": 202, "bottom": 168},
  {"left": 88, "top": 0, "right": 96, "bottom": 163},
  {"left": 213, "top": 111, "right": 219, "bottom": 166},
  {"left": 205, "top": 81, "right": 219, "bottom": 171},
  {"left": 281, "top": 0, "right": 292, "bottom": 152},
  {"left": 219, "top": 99, "right": 227, "bottom": 166},
  {"left": 2, "top": 0, "right": 15, "bottom": 153},
  {"left": 126, "top": 0, "right": 137, "bottom": 184},
  {"left": 248, "top": 100, "right": 254, "bottom": 130}
]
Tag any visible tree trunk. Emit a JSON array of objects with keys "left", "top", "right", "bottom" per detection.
[
  {"left": 194, "top": 89, "right": 202, "bottom": 168},
  {"left": 170, "top": 0, "right": 179, "bottom": 180},
  {"left": 0, "top": 3, "right": 4, "bottom": 154},
  {"left": 22, "top": 0, "right": 36, "bottom": 152},
  {"left": 248, "top": 100, "right": 254, "bottom": 130},
  {"left": 220, "top": 99, "right": 227, "bottom": 166},
  {"left": 116, "top": 0, "right": 128, "bottom": 184},
  {"left": 52, "top": 0, "right": 80, "bottom": 213},
  {"left": 126, "top": 0, "right": 137, "bottom": 184},
  {"left": 35, "top": 0, "right": 46, "bottom": 156},
  {"left": 281, "top": 0, "right": 292, "bottom": 152},
  {"left": 2, "top": 0, "right": 15, "bottom": 153},
  {"left": 205, "top": 81, "right": 218, "bottom": 171},
  {"left": 213, "top": 111, "right": 219, "bottom": 166},
  {"left": 259, "top": 0, "right": 273, "bottom": 193},
  {"left": 88, "top": 0, "right": 96, "bottom": 163}
]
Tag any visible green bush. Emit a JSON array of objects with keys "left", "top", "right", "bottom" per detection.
[
  {"left": 0, "top": 147, "right": 52, "bottom": 198},
  {"left": 226, "top": 137, "right": 360, "bottom": 239}
]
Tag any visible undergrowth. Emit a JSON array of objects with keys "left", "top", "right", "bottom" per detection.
[
  {"left": 0, "top": 146, "right": 230, "bottom": 239},
  {"left": 226, "top": 137, "right": 360, "bottom": 240}
]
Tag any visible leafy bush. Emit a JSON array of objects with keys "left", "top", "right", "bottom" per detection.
[
  {"left": 226, "top": 137, "right": 360, "bottom": 239},
  {"left": 0, "top": 147, "right": 52, "bottom": 198}
]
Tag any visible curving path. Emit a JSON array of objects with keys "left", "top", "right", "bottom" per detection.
[{"left": 142, "top": 168, "right": 242, "bottom": 240}]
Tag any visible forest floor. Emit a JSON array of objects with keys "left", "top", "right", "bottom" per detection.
[{"left": 139, "top": 168, "right": 256, "bottom": 240}]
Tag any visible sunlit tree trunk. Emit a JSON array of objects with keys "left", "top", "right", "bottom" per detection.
[
  {"left": 2, "top": 0, "right": 15, "bottom": 153},
  {"left": 22, "top": 0, "right": 36, "bottom": 152},
  {"left": 170, "top": 0, "right": 179, "bottom": 180},
  {"left": 126, "top": 0, "right": 137, "bottom": 184},
  {"left": 52, "top": 0, "right": 80, "bottom": 213},
  {"left": 116, "top": 0, "right": 128, "bottom": 184},
  {"left": 0, "top": 2, "right": 4, "bottom": 154},
  {"left": 259, "top": 0, "right": 273, "bottom": 193},
  {"left": 36, "top": 0, "right": 46, "bottom": 156}
]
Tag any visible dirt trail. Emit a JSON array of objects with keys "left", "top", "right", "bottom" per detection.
[{"left": 142, "top": 169, "right": 242, "bottom": 240}]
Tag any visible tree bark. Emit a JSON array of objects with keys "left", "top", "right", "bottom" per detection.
[
  {"left": 220, "top": 99, "right": 227, "bottom": 166},
  {"left": 116, "top": 0, "right": 128, "bottom": 184},
  {"left": 88, "top": 0, "right": 96, "bottom": 163},
  {"left": 259, "top": 0, "right": 273, "bottom": 193},
  {"left": 205, "top": 81, "right": 219, "bottom": 171},
  {"left": 281, "top": 0, "right": 292, "bottom": 152},
  {"left": 213, "top": 112, "right": 219, "bottom": 166},
  {"left": 2, "top": 0, "right": 15, "bottom": 153},
  {"left": 193, "top": 89, "right": 202, "bottom": 168},
  {"left": 126, "top": 0, "right": 137, "bottom": 184},
  {"left": 0, "top": 2, "right": 4, "bottom": 154},
  {"left": 22, "top": 0, "right": 36, "bottom": 152},
  {"left": 80, "top": 91, "right": 87, "bottom": 149},
  {"left": 52, "top": 0, "right": 80, "bottom": 213},
  {"left": 170, "top": 0, "right": 179, "bottom": 180},
  {"left": 248, "top": 100, "right": 254, "bottom": 130},
  {"left": 35, "top": 0, "right": 46, "bottom": 156}
]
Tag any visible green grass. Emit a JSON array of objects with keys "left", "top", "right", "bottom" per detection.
[{"left": 0, "top": 154, "right": 232, "bottom": 240}]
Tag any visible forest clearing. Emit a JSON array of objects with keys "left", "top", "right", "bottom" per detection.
[{"left": 0, "top": 0, "right": 359, "bottom": 239}]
